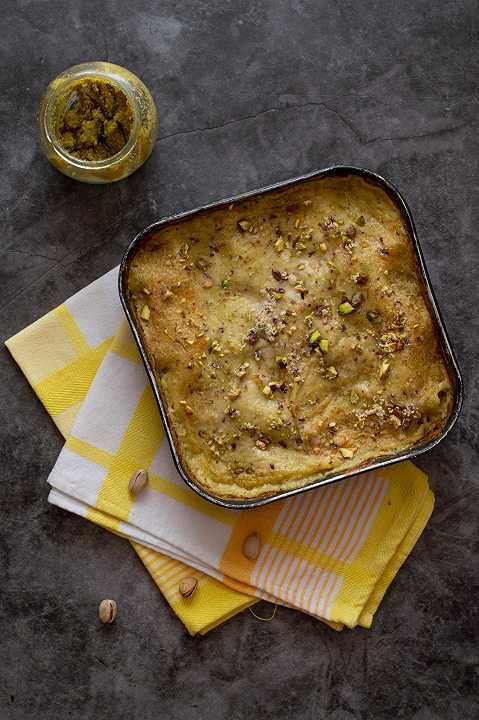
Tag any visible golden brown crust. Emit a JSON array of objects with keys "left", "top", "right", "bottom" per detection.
[{"left": 127, "top": 174, "right": 453, "bottom": 499}]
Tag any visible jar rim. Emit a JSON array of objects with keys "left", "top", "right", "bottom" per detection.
[{"left": 42, "top": 69, "right": 141, "bottom": 170}]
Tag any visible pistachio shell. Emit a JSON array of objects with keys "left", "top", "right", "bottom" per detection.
[
  {"left": 99, "top": 599, "right": 117, "bottom": 624},
  {"left": 128, "top": 468, "right": 148, "bottom": 495},
  {"left": 179, "top": 577, "right": 198, "bottom": 598},
  {"left": 242, "top": 532, "right": 261, "bottom": 561}
]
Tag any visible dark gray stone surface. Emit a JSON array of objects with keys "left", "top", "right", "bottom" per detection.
[{"left": 1, "top": 1, "right": 478, "bottom": 718}]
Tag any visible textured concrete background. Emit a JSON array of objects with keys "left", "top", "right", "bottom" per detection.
[{"left": 1, "top": 1, "right": 478, "bottom": 718}]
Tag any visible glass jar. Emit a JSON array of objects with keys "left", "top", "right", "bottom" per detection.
[{"left": 38, "top": 61, "right": 158, "bottom": 183}]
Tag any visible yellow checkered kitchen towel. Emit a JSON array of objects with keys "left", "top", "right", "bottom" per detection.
[{"left": 6, "top": 267, "right": 435, "bottom": 634}]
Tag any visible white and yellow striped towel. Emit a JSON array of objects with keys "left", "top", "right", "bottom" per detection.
[{"left": 6, "top": 267, "right": 435, "bottom": 634}]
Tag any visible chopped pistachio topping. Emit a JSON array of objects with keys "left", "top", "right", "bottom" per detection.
[
  {"left": 235, "top": 362, "right": 250, "bottom": 377},
  {"left": 350, "top": 292, "right": 364, "bottom": 308},
  {"left": 180, "top": 400, "right": 193, "bottom": 415},
  {"left": 379, "top": 359, "right": 391, "bottom": 379},
  {"left": 356, "top": 215, "right": 366, "bottom": 226},
  {"left": 342, "top": 231, "right": 356, "bottom": 252},
  {"left": 140, "top": 304, "right": 150, "bottom": 320},
  {"left": 367, "top": 310, "right": 382, "bottom": 323},
  {"left": 339, "top": 447, "right": 355, "bottom": 458},
  {"left": 179, "top": 242, "right": 190, "bottom": 258},
  {"left": 308, "top": 329, "right": 321, "bottom": 345},
  {"left": 377, "top": 332, "right": 406, "bottom": 355},
  {"left": 338, "top": 301, "right": 354, "bottom": 315},
  {"left": 274, "top": 237, "right": 285, "bottom": 252},
  {"left": 354, "top": 272, "right": 369, "bottom": 285},
  {"left": 319, "top": 242, "right": 328, "bottom": 252},
  {"left": 221, "top": 279, "right": 230, "bottom": 289},
  {"left": 319, "top": 338, "right": 329, "bottom": 353},
  {"left": 238, "top": 220, "right": 251, "bottom": 232}
]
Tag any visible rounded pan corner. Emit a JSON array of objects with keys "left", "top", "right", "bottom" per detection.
[{"left": 118, "top": 165, "right": 463, "bottom": 509}]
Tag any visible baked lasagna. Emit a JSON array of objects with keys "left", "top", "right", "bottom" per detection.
[{"left": 126, "top": 174, "right": 453, "bottom": 499}]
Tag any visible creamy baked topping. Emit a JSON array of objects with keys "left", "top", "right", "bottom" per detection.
[{"left": 127, "top": 174, "right": 453, "bottom": 499}]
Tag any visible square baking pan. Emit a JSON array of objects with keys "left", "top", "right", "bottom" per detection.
[{"left": 119, "top": 166, "right": 463, "bottom": 510}]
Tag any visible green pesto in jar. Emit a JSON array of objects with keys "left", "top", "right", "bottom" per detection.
[{"left": 55, "top": 78, "right": 133, "bottom": 160}]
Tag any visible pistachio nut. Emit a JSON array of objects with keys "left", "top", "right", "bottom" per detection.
[
  {"left": 128, "top": 468, "right": 148, "bottom": 495},
  {"left": 98, "top": 598, "right": 117, "bottom": 624},
  {"left": 242, "top": 532, "right": 261, "bottom": 561},
  {"left": 350, "top": 292, "right": 364, "bottom": 308},
  {"left": 367, "top": 310, "right": 382, "bottom": 323},
  {"left": 140, "top": 304, "right": 150, "bottom": 320},
  {"left": 338, "top": 301, "right": 354, "bottom": 315},
  {"left": 339, "top": 447, "right": 355, "bottom": 459},
  {"left": 179, "top": 577, "right": 198, "bottom": 598}
]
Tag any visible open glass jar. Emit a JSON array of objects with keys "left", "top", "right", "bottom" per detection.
[{"left": 38, "top": 62, "right": 158, "bottom": 183}]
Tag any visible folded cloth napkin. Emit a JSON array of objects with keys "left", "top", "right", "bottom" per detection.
[
  {"left": 6, "top": 268, "right": 434, "bottom": 633},
  {"left": 6, "top": 269, "right": 253, "bottom": 635}
]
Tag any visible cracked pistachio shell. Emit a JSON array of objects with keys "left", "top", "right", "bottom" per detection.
[
  {"left": 99, "top": 599, "right": 117, "bottom": 624},
  {"left": 179, "top": 577, "right": 198, "bottom": 598}
]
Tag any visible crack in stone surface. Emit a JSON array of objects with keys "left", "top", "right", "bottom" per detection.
[
  {"left": 0, "top": 236, "right": 113, "bottom": 314},
  {"left": 158, "top": 100, "right": 475, "bottom": 146},
  {"left": 6, "top": 248, "right": 58, "bottom": 262},
  {"left": 0, "top": 260, "right": 63, "bottom": 313},
  {"left": 158, "top": 101, "right": 342, "bottom": 141}
]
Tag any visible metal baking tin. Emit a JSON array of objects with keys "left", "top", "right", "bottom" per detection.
[{"left": 119, "top": 166, "right": 463, "bottom": 510}]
